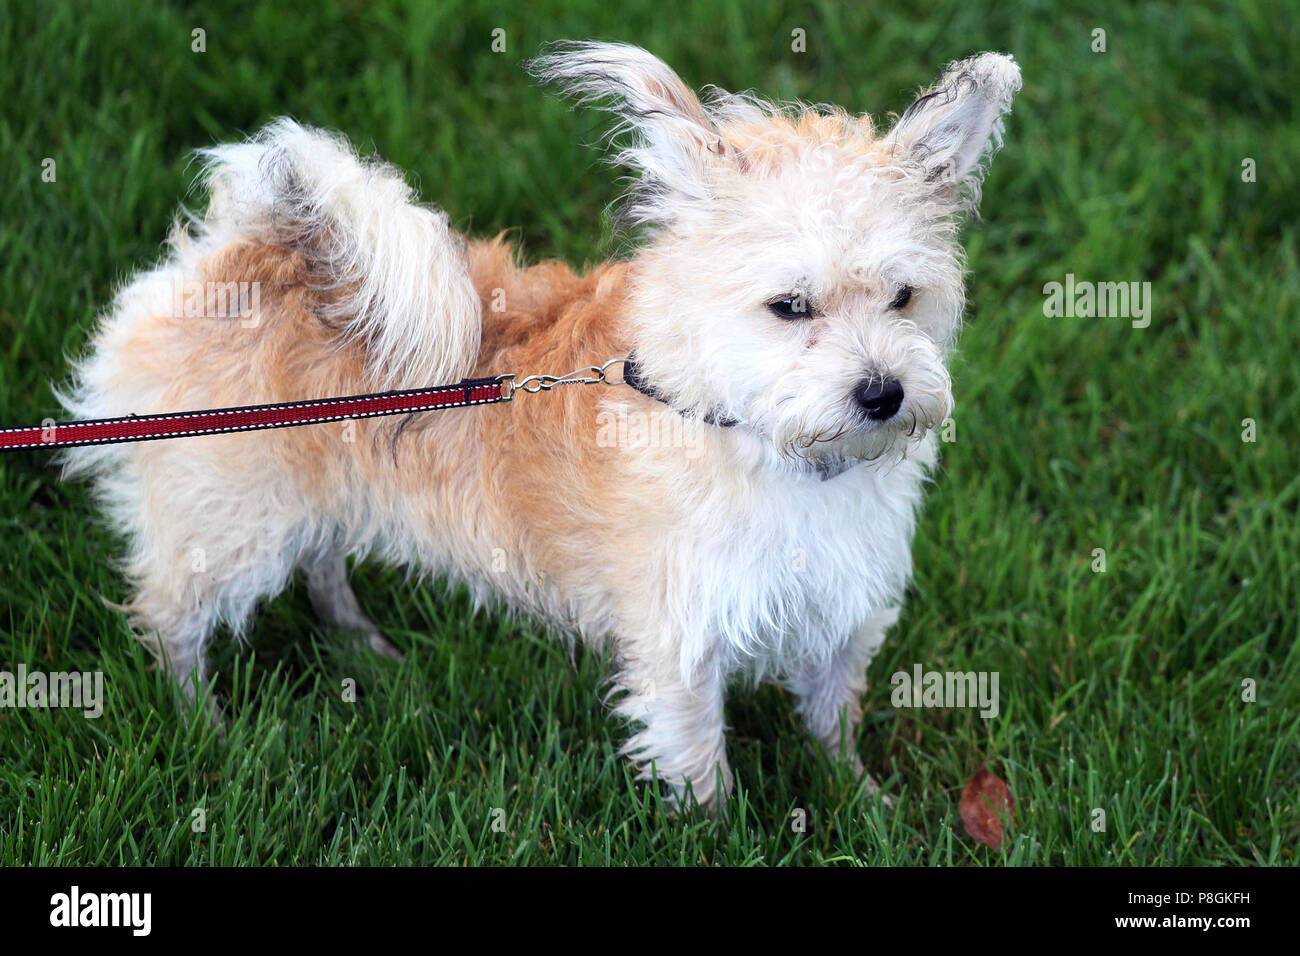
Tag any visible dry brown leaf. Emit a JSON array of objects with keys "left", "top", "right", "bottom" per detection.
[{"left": 960, "top": 766, "right": 1015, "bottom": 849}]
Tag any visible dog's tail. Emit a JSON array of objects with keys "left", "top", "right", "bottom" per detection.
[{"left": 192, "top": 118, "right": 481, "bottom": 390}]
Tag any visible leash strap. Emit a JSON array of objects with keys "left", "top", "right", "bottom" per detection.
[
  {"left": 0, "top": 377, "right": 510, "bottom": 452},
  {"left": 0, "top": 356, "right": 742, "bottom": 454}
]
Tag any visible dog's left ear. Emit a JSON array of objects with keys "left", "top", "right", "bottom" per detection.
[
  {"left": 527, "top": 41, "right": 724, "bottom": 221},
  {"left": 885, "top": 53, "right": 1022, "bottom": 212}
]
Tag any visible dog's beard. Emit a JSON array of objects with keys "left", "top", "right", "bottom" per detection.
[
  {"left": 767, "top": 399, "right": 946, "bottom": 476},
  {"left": 754, "top": 343, "right": 952, "bottom": 476}
]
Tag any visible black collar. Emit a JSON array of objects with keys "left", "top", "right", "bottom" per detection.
[
  {"left": 620, "top": 355, "right": 859, "bottom": 481},
  {"left": 621, "top": 354, "right": 739, "bottom": 428}
]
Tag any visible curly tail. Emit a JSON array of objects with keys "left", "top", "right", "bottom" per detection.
[{"left": 193, "top": 117, "right": 481, "bottom": 390}]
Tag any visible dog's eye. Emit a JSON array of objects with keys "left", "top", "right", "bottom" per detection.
[
  {"left": 768, "top": 294, "right": 811, "bottom": 319},
  {"left": 889, "top": 286, "right": 914, "bottom": 309}
]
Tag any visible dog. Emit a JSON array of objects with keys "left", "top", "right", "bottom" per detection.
[{"left": 60, "top": 41, "right": 1021, "bottom": 811}]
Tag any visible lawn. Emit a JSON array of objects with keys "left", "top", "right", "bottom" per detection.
[{"left": 0, "top": 0, "right": 1296, "bottom": 865}]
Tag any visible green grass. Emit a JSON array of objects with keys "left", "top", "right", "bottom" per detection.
[{"left": 1, "top": 0, "right": 1297, "bottom": 865}]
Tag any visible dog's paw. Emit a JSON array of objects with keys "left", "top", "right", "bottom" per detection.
[
  {"left": 862, "top": 772, "right": 896, "bottom": 808},
  {"left": 656, "top": 770, "right": 732, "bottom": 820},
  {"left": 361, "top": 631, "right": 403, "bottom": 661}
]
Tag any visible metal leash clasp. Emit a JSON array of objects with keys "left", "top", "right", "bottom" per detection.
[{"left": 499, "top": 357, "right": 627, "bottom": 402}]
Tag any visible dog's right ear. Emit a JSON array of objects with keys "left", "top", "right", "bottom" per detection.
[
  {"left": 526, "top": 41, "right": 722, "bottom": 222},
  {"left": 884, "top": 52, "right": 1022, "bottom": 213}
]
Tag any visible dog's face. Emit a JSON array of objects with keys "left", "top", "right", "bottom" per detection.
[{"left": 530, "top": 44, "right": 1021, "bottom": 469}]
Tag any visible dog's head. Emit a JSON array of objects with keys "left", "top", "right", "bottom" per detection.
[{"left": 528, "top": 42, "right": 1021, "bottom": 470}]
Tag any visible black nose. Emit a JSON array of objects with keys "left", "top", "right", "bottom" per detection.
[{"left": 855, "top": 376, "right": 904, "bottom": 421}]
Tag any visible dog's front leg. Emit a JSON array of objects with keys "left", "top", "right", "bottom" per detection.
[
  {"left": 788, "top": 606, "right": 900, "bottom": 799},
  {"left": 614, "top": 647, "right": 732, "bottom": 815}
]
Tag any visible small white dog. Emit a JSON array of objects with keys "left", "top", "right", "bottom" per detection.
[{"left": 61, "top": 42, "right": 1020, "bottom": 810}]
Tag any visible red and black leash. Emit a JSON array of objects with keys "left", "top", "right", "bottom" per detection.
[
  {"left": 0, "top": 378, "right": 510, "bottom": 452},
  {"left": 0, "top": 359, "right": 637, "bottom": 453}
]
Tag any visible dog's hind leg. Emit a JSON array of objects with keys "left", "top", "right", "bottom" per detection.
[
  {"left": 305, "top": 553, "right": 402, "bottom": 661},
  {"left": 142, "top": 604, "right": 224, "bottom": 729},
  {"left": 126, "top": 550, "right": 253, "bottom": 729},
  {"left": 98, "top": 435, "right": 323, "bottom": 724}
]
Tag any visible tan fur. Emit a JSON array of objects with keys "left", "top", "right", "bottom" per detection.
[{"left": 114, "top": 231, "right": 653, "bottom": 636}]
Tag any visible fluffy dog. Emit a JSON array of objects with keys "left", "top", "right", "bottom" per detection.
[{"left": 61, "top": 42, "right": 1021, "bottom": 810}]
